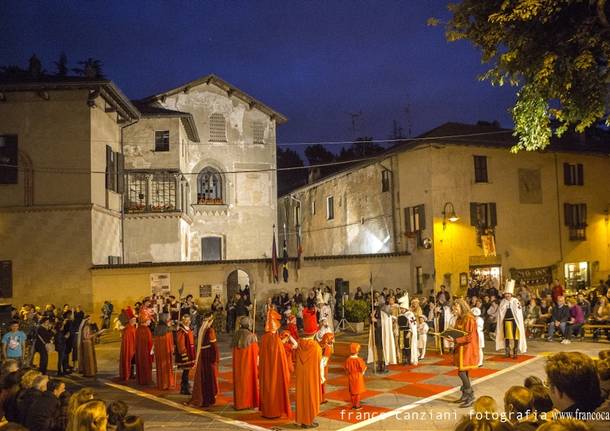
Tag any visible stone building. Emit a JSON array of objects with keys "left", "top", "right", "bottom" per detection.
[
  {"left": 122, "top": 75, "right": 287, "bottom": 263},
  {"left": 0, "top": 78, "right": 139, "bottom": 308},
  {"left": 279, "top": 122, "right": 610, "bottom": 295}
]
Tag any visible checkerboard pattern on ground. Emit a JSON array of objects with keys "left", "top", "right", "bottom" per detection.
[{"left": 112, "top": 351, "right": 534, "bottom": 430}]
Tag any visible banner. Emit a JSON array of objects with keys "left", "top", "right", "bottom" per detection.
[{"left": 150, "top": 273, "right": 170, "bottom": 295}]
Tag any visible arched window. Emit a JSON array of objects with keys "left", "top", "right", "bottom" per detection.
[{"left": 197, "top": 167, "right": 223, "bottom": 204}]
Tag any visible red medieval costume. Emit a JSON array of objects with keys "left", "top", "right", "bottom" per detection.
[
  {"left": 119, "top": 316, "right": 137, "bottom": 381},
  {"left": 259, "top": 309, "right": 292, "bottom": 419},
  {"left": 319, "top": 332, "right": 334, "bottom": 403},
  {"left": 231, "top": 318, "right": 260, "bottom": 410},
  {"left": 189, "top": 318, "right": 219, "bottom": 408},
  {"left": 135, "top": 322, "right": 153, "bottom": 385},
  {"left": 175, "top": 320, "right": 195, "bottom": 395},
  {"left": 153, "top": 320, "right": 175, "bottom": 390}
]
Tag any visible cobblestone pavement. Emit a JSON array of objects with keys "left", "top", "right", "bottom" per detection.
[{"left": 49, "top": 331, "right": 607, "bottom": 431}]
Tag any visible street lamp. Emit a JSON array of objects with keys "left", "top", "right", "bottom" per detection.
[{"left": 442, "top": 202, "right": 459, "bottom": 229}]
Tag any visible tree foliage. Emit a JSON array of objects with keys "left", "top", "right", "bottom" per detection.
[{"left": 442, "top": 0, "right": 610, "bottom": 151}]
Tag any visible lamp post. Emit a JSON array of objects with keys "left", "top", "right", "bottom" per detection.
[{"left": 442, "top": 202, "right": 459, "bottom": 230}]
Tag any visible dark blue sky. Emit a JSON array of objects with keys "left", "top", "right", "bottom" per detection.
[{"left": 0, "top": 0, "right": 516, "bottom": 147}]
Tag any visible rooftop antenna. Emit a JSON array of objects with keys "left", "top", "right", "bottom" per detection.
[
  {"left": 404, "top": 101, "right": 412, "bottom": 137},
  {"left": 346, "top": 111, "right": 362, "bottom": 138}
]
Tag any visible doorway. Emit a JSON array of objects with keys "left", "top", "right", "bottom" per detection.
[{"left": 227, "top": 269, "right": 250, "bottom": 302}]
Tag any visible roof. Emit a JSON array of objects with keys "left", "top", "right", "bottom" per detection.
[
  {"left": 280, "top": 121, "right": 610, "bottom": 196},
  {"left": 91, "top": 251, "right": 409, "bottom": 270},
  {"left": 132, "top": 101, "right": 200, "bottom": 142},
  {"left": 140, "top": 74, "right": 288, "bottom": 124},
  {"left": 0, "top": 77, "right": 140, "bottom": 121}
]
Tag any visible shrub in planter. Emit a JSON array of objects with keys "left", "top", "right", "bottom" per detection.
[{"left": 344, "top": 299, "right": 369, "bottom": 321}]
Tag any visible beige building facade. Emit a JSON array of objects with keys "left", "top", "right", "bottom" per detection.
[
  {"left": 0, "top": 80, "right": 139, "bottom": 309},
  {"left": 280, "top": 122, "right": 610, "bottom": 296},
  {"left": 122, "top": 75, "right": 287, "bottom": 264}
]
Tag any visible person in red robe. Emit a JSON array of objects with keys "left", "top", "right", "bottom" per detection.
[
  {"left": 296, "top": 311, "right": 322, "bottom": 428},
  {"left": 175, "top": 314, "right": 195, "bottom": 395},
  {"left": 279, "top": 329, "right": 298, "bottom": 373},
  {"left": 285, "top": 309, "right": 299, "bottom": 340},
  {"left": 153, "top": 314, "right": 175, "bottom": 390},
  {"left": 344, "top": 342, "right": 367, "bottom": 410},
  {"left": 187, "top": 311, "right": 219, "bottom": 408},
  {"left": 135, "top": 318, "right": 153, "bottom": 385},
  {"left": 231, "top": 316, "right": 259, "bottom": 410},
  {"left": 119, "top": 311, "right": 137, "bottom": 381},
  {"left": 259, "top": 308, "right": 292, "bottom": 419},
  {"left": 319, "top": 332, "right": 334, "bottom": 404}
]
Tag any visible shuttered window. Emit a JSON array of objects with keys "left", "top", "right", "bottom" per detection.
[
  {"left": 473, "top": 155, "right": 488, "bottom": 183},
  {"left": 405, "top": 205, "right": 425, "bottom": 233},
  {"left": 252, "top": 121, "right": 265, "bottom": 144},
  {"left": 470, "top": 202, "right": 497, "bottom": 228},
  {"left": 105, "top": 145, "right": 116, "bottom": 191},
  {"left": 202, "top": 237, "right": 222, "bottom": 261},
  {"left": 154, "top": 130, "right": 170, "bottom": 152},
  {"left": 563, "top": 163, "right": 584, "bottom": 186},
  {"left": 564, "top": 203, "right": 587, "bottom": 240},
  {"left": 209, "top": 113, "right": 227, "bottom": 142},
  {"left": 0, "top": 135, "right": 18, "bottom": 184},
  {"left": 0, "top": 261, "right": 12, "bottom": 298}
]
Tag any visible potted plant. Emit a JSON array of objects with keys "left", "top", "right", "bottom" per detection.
[{"left": 343, "top": 299, "right": 369, "bottom": 333}]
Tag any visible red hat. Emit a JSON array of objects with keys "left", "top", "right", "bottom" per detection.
[
  {"left": 125, "top": 306, "right": 135, "bottom": 320},
  {"left": 303, "top": 308, "right": 318, "bottom": 336},
  {"left": 349, "top": 343, "right": 361, "bottom": 355},
  {"left": 321, "top": 332, "right": 335, "bottom": 345},
  {"left": 265, "top": 308, "right": 281, "bottom": 333}
]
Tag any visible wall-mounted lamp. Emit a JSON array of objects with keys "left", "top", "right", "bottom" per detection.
[{"left": 442, "top": 201, "right": 459, "bottom": 230}]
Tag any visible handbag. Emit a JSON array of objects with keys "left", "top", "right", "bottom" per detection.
[{"left": 38, "top": 334, "right": 55, "bottom": 354}]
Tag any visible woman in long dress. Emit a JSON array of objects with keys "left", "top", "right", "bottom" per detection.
[{"left": 77, "top": 316, "right": 104, "bottom": 377}]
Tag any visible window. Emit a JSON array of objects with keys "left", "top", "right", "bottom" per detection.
[
  {"left": 252, "top": 121, "right": 265, "bottom": 144},
  {"left": 405, "top": 205, "right": 425, "bottom": 233},
  {"left": 415, "top": 266, "right": 424, "bottom": 294},
  {"left": 563, "top": 163, "right": 584, "bottom": 186},
  {"left": 326, "top": 196, "right": 334, "bottom": 220},
  {"left": 0, "top": 135, "right": 18, "bottom": 184},
  {"left": 105, "top": 146, "right": 124, "bottom": 193},
  {"left": 154, "top": 130, "right": 170, "bottom": 152},
  {"left": 564, "top": 203, "right": 587, "bottom": 240},
  {"left": 473, "top": 155, "right": 488, "bottom": 183},
  {"left": 197, "top": 167, "right": 223, "bottom": 204},
  {"left": 294, "top": 203, "right": 301, "bottom": 226},
  {"left": 107, "top": 256, "right": 122, "bottom": 265},
  {"left": 381, "top": 170, "right": 390, "bottom": 192},
  {"left": 209, "top": 113, "right": 227, "bottom": 142},
  {"left": 0, "top": 261, "right": 12, "bottom": 298},
  {"left": 202, "top": 237, "right": 222, "bottom": 261},
  {"left": 125, "top": 172, "right": 148, "bottom": 211},
  {"left": 470, "top": 202, "right": 497, "bottom": 228},
  {"left": 150, "top": 172, "right": 176, "bottom": 211}
]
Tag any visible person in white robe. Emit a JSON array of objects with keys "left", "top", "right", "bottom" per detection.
[
  {"left": 472, "top": 307, "right": 485, "bottom": 366},
  {"left": 319, "top": 302, "right": 334, "bottom": 333},
  {"left": 495, "top": 280, "right": 527, "bottom": 358}
]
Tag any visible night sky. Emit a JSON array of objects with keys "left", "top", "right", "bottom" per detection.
[{"left": 0, "top": 0, "right": 516, "bottom": 148}]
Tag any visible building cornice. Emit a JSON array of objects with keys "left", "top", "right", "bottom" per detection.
[
  {"left": 0, "top": 203, "right": 120, "bottom": 218},
  {"left": 124, "top": 211, "right": 192, "bottom": 224}
]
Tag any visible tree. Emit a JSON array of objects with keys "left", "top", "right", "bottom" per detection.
[
  {"left": 54, "top": 52, "right": 68, "bottom": 77},
  {"left": 439, "top": 0, "right": 610, "bottom": 151},
  {"left": 72, "top": 58, "right": 104, "bottom": 79},
  {"left": 277, "top": 147, "right": 307, "bottom": 194},
  {"left": 28, "top": 54, "right": 43, "bottom": 78}
]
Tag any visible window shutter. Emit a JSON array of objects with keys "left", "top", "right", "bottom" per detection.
[
  {"left": 470, "top": 202, "right": 479, "bottom": 226},
  {"left": 105, "top": 145, "right": 113, "bottom": 190},
  {"left": 0, "top": 135, "right": 18, "bottom": 184},
  {"left": 416, "top": 204, "right": 426, "bottom": 230},
  {"left": 563, "top": 163, "right": 571, "bottom": 185},
  {"left": 564, "top": 203, "right": 573, "bottom": 226},
  {"left": 577, "top": 164, "right": 584, "bottom": 185},
  {"left": 116, "top": 152, "right": 125, "bottom": 194},
  {"left": 488, "top": 203, "right": 497, "bottom": 227},
  {"left": 579, "top": 204, "right": 587, "bottom": 227},
  {"left": 405, "top": 207, "right": 412, "bottom": 233}
]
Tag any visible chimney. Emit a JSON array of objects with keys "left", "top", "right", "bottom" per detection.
[{"left": 308, "top": 167, "right": 321, "bottom": 184}]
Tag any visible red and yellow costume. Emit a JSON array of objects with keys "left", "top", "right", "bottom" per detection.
[
  {"left": 344, "top": 343, "right": 367, "bottom": 409},
  {"left": 453, "top": 314, "right": 480, "bottom": 371}
]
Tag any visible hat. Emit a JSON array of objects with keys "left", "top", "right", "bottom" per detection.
[
  {"left": 321, "top": 332, "right": 335, "bottom": 345},
  {"left": 284, "top": 309, "right": 292, "bottom": 316},
  {"left": 398, "top": 293, "right": 410, "bottom": 309},
  {"left": 349, "top": 343, "right": 361, "bottom": 355},
  {"left": 471, "top": 307, "right": 481, "bottom": 317},
  {"left": 303, "top": 308, "right": 318, "bottom": 336},
  {"left": 504, "top": 279, "right": 516, "bottom": 295},
  {"left": 265, "top": 308, "right": 281, "bottom": 333}
]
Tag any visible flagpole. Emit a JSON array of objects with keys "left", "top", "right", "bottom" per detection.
[{"left": 370, "top": 271, "right": 377, "bottom": 375}]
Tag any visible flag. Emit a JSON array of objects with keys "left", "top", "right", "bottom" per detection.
[
  {"left": 271, "top": 226, "right": 279, "bottom": 283},
  {"left": 282, "top": 237, "right": 289, "bottom": 282}
]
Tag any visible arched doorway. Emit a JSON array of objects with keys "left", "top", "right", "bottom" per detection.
[{"left": 226, "top": 269, "right": 250, "bottom": 302}]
